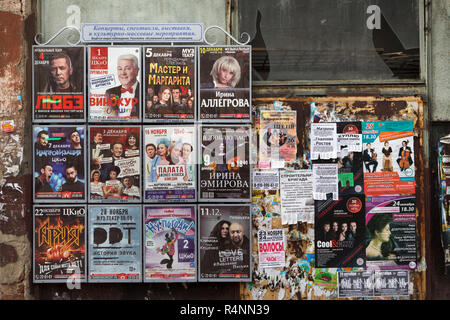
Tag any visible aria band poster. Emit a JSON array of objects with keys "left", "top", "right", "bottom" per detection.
[
  {"left": 143, "top": 46, "right": 196, "bottom": 122},
  {"left": 199, "top": 125, "right": 251, "bottom": 201},
  {"left": 88, "top": 46, "right": 141, "bottom": 122},
  {"left": 198, "top": 204, "right": 251, "bottom": 282},
  {"left": 143, "top": 205, "right": 196, "bottom": 282},
  {"left": 33, "top": 125, "right": 86, "bottom": 202},
  {"left": 315, "top": 194, "right": 366, "bottom": 268},
  {"left": 143, "top": 125, "right": 196, "bottom": 202},
  {"left": 198, "top": 46, "right": 251, "bottom": 121},
  {"left": 89, "top": 126, "right": 141, "bottom": 202},
  {"left": 88, "top": 205, "right": 142, "bottom": 282},
  {"left": 33, "top": 205, "right": 86, "bottom": 283},
  {"left": 32, "top": 46, "right": 85, "bottom": 122}
]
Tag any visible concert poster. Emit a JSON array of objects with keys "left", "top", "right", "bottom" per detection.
[
  {"left": 315, "top": 194, "right": 366, "bottom": 268},
  {"left": 88, "top": 205, "right": 142, "bottom": 283},
  {"left": 198, "top": 46, "right": 251, "bottom": 121},
  {"left": 199, "top": 125, "right": 251, "bottom": 201},
  {"left": 362, "top": 121, "right": 415, "bottom": 196},
  {"left": 198, "top": 204, "right": 251, "bottom": 282},
  {"left": 143, "top": 205, "right": 196, "bottom": 282},
  {"left": 33, "top": 125, "right": 86, "bottom": 202},
  {"left": 32, "top": 46, "right": 85, "bottom": 122},
  {"left": 365, "top": 195, "right": 417, "bottom": 270},
  {"left": 33, "top": 205, "right": 86, "bottom": 283},
  {"left": 143, "top": 125, "right": 196, "bottom": 202},
  {"left": 88, "top": 126, "right": 141, "bottom": 203},
  {"left": 258, "top": 110, "right": 297, "bottom": 169},
  {"left": 143, "top": 46, "right": 196, "bottom": 122},
  {"left": 88, "top": 46, "right": 141, "bottom": 122}
]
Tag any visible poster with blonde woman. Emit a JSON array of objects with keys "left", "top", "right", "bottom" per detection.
[{"left": 199, "top": 46, "right": 251, "bottom": 121}]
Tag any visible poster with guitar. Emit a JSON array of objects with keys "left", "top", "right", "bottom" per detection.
[{"left": 362, "top": 121, "right": 415, "bottom": 196}]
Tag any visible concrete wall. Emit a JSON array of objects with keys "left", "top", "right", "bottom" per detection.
[{"left": 0, "top": 0, "right": 34, "bottom": 300}]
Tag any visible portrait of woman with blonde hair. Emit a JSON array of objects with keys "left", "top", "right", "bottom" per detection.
[{"left": 209, "top": 55, "right": 241, "bottom": 88}]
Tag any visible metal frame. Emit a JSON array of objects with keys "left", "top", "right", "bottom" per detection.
[
  {"left": 32, "top": 124, "right": 87, "bottom": 203},
  {"left": 87, "top": 204, "right": 143, "bottom": 283},
  {"left": 86, "top": 45, "right": 142, "bottom": 123},
  {"left": 33, "top": 204, "right": 88, "bottom": 284},
  {"left": 142, "top": 45, "right": 197, "bottom": 123},
  {"left": 142, "top": 124, "right": 198, "bottom": 203},
  {"left": 197, "top": 203, "right": 252, "bottom": 283},
  {"left": 32, "top": 45, "right": 87, "bottom": 123},
  {"left": 87, "top": 124, "right": 142, "bottom": 203},
  {"left": 198, "top": 124, "right": 252, "bottom": 202},
  {"left": 142, "top": 204, "right": 197, "bottom": 283}
]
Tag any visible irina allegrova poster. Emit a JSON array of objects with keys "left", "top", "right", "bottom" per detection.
[
  {"left": 198, "top": 46, "right": 251, "bottom": 121},
  {"left": 33, "top": 205, "right": 86, "bottom": 283},
  {"left": 88, "top": 205, "right": 142, "bottom": 282},
  {"left": 143, "top": 125, "right": 196, "bottom": 202},
  {"left": 198, "top": 204, "right": 251, "bottom": 282},
  {"left": 143, "top": 205, "right": 196, "bottom": 282},
  {"left": 143, "top": 46, "right": 196, "bottom": 122},
  {"left": 199, "top": 125, "right": 251, "bottom": 201},
  {"left": 88, "top": 46, "right": 141, "bottom": 122},
  {"left": 32, "top": 46, "right": 85, "bottom": 122},
  {"left": 33, "top": 125, "right": 86, "bottom": 202},
  {"left": 89, "top": 126, "right": 141, "bottom": 202}
]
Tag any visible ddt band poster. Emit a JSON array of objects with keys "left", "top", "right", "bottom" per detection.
[
  {"left": 198, "top": 46, "right": 251, "bottom": 121},
  {"left": 198, "top": 204, "right": 251, "bottom": 282},
  {"left": 89, "top": 126, "right": 141, "bottom": 202},
  {"left": 365, "top": 196, "right": 417, "bottom": 270},
  {"left": 143, "top": 205, "right": 196, "bottom": 282},
  {"left": 88, "top": 205, "right": 142, "bottom": 282},
  {"left": 33, "top": 205, "right": 86, "bottom": 283},
  {"left": 143, "top": 126, "right": 196, "bottom": 202},
  {"left": 199, "top": 125, "right": 251, "bottom": 202},
  {"left": 32, "top": 46, "right": 85, "bottom": 122},
  {"left": 315, "top": 194, "right": 366, "bottom": 268},
  {"left": 88, "top": 46, "right": 141, "bottom": 122},
  {"left": 143, "top": 46, "right": 196, "bottom": 122},
  {"left": 33, "top": 125, "right": 86, "bottom": 202}
]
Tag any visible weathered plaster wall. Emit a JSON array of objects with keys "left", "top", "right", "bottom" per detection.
[{"left": 0, "top": 0, "right": 34, "bottom": 300}]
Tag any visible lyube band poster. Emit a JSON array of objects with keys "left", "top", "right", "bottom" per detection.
[
  {"left": 362, "top": 121, "right": 415, "bottom": 196},
  {"left": 199, "top": 46, "right": 251, "bottom": 121},
  {"left": 33, "top": 46, "right": 85, "bottom": 121},
  {"left": 198, "top": 205, "right": 251, "bottom": 281},
  {"left": 143, "top": 205, "right": 196, "bottom": 282},
  {"left": 33, "top": 205, "right": 86, "bottom": 283},
  {"left": 88, "top": 46, "right": 141, "bottom": 121},
  {"left": 33, "top": 125, "right": 86, "bottom": 202},
  {"left": 143, "top": 46, "right": 195, "bottom": 121},
  {"left": 88, "top": 205, "right": 142, "bottom": 282},
  {"left": 143, "top": 126, "right": 196, "bottom": 202},
  {"left": 89, "top": 126, "right": 141, "bottom": 202},
  {"left": 199, "top": 125, "right": 251, "bottom": 201},
  {"left": 315, "top": 194, "right": 366, "bottom": 268}
]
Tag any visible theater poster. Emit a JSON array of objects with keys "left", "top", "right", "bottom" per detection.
[
  {"left": 33, "top": 205, "right": 86, "bottom": 283},
  {"left": 143, "top": 205, "right": 196, "bottom": 282},
  {"left": 315, "top": 194, "right": 366, "bottom": 268},
  {"left": 199, "top": 125, "right": 251, "bottom": 202},
  {"left": 143, "top": 46, "right": 195, "bottom": 122},
  {"left": 365, "top": 195, "right": 417, "bottom": 270},
  {"left": 88, "top": 46, "right": 141, "bottom": 122},
  {"left": 32, "top": 46, "right": 85, "bottom": 122},
  {"left": 198, "top": 204, "right": 251, "bottom": 282},
  {"left": 88, "top": 205, "right": 142, "bottom": 283},
  {"left": 198, "top": 46, "right": 251, "bottom": 121},
  {"left": 88, "top": 126, "right": 141, "bottom": 203},
  {"left": 143, "top": 125, "right": 196, "bottom": 202},
  {"left": 33, "top": 125, "right": 86, "bottom": 202},
  {"left": 258, "top": 110, "right": 297, "bottom": 169},
  {"left": 362, "top": 121, "right": 415, "bottom": 196}
]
